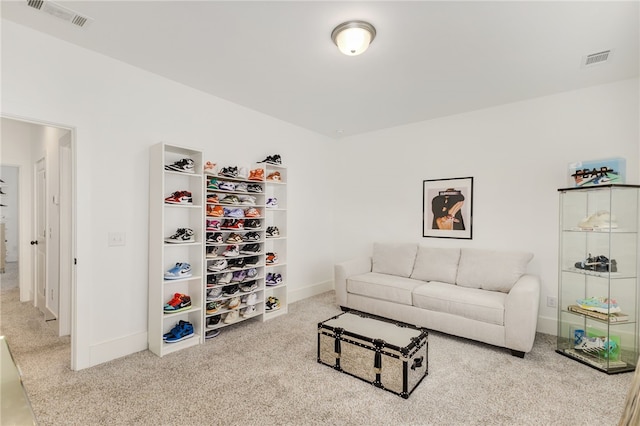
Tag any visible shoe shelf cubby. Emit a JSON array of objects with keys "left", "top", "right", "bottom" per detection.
[
  {"left": 148, "top": 143, "right": 204, "bottom": 356},
  {"left": 556, "top": 184, "right": 640, "bottom": 374}
]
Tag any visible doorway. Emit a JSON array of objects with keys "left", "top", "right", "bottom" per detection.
[{"left": 0, "top": 116, "right": 76, "bottom": 365}]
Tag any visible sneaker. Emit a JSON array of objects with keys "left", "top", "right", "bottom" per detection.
[
  {"left": 235, "top": 182, "right": 249, "bottom": 192},
  {"left": 219, "top": 166, "right": 238, "bottom": 178},
  {"left": 578, "top": 211, "right": 618, "bottom": 230},
  {"left": 206, "top": 301, "right": 222, "bottom": 314},
  {"left": 266, "top": 273, "right": 283, "bottom": 286},
  {"left": 266, "top": 226, "right": 280, "bottom": 238},
  {"left": 244, "top": 207, "right": 261, "bottom": 218},
  {"left": 205, "top": 329, "right": 221, "bottom": 339},
  {"left": 207, "top": 205, "right": 224, "bottom": 217},
  {"left": 247, "top": 184, "right": 263, "bottom": 193},
  {"left": 265, "top": 296, "right": 281, "bottom": 311},
  {"left": 163, "top": 320, "right": 188, "bottom": 340},
  {"left": 577, "top": 296, "right": 621, "bottom": 313},
  {"left": 226, "top": 233, "right": 243, "bottom": 243},
  {"left": 231, "top": 270, "right": 248, "bottom": 282},
  {"left": 165, "top": 228, "right": 195, "bottom": 244},
  {"left": 218, "top": 272, "right": 233, "bottom": 284},
  {"left": 207, "top": 193, "right": 220, "bottom": 203},
  {"left": 266, "top": 198, "right": 278, "bottom": 208},
  {"left": 206, "top": 274, "right": 219, "bottom": 287},
  {"left": 207, "top": 287, "right": 223, "bottom": 300},
  {"left": 240, "top": 244, "right": 261, "bottom": 254},
  {"left": 574, "top": 254, "right": 618, "bottom": 273},
  {"left": 227, "top": 296, "right": 241, "bottom": 309},
  {"left": 208, "top": 259, "right": 228, "bottom": 271},
  {"left": 246, "top": 268, "right": 258, "bottom": 279},
  {"left": 206, "top": 246, "right": 219, "bottom": 259},
  {"left": 218, "top": 181, "right": 236, "bottom": 191},
  {"left": 204, "top": 161, "right": 216, "bottom": 174},
  {"left": 207, "top": 178, "right": 219, "bottom": 190},
  {"left": 244, "top": 219, "right": 261, "bottom": 230},
  {"left": 224, "top": 208, "right": 245, "bottom": 218},
  {"left": 220, "top": 195, "right": 240, "bottom": 205},
  {"left": 238, "top": 195, "right": 256, "bottom": 205},
  {"left": 206, "top": 220, "right": 221, "bottom": 231},
  {"left": 239, "top": 280, "right": 258, "bottom": 292},
  {"left": 164, "top": 263, "right": 192, "bottom": 280},
  {"left": 246, "top": 292, "right": 258, "bottom": 306},
  {"left": 222, "top": 245, "right": 240, "bottom": 257},
  {"left": 164, "top": 190, "right": 193, "bottom": 204},
  {"left": 223, "top": 284, "right": 240, "bottom": 296},
  {"left": 266, "top": 252, "right": 278, "bottom": 264},
  {"left": 245, "top": 256, "right": 260, "bottom": 266},
  {"left": 222, "top": 219, "right": 244, "bottom": 230},
  {"left": 238, "top": 167, "right": 249, "bottom": 179},
  {"left": 223, "top": 310, "right": 239, "bottom": 324},
  {"left": 241, "top": 305, "right": 257, "bottom": 318},
  {"left": 249, "top": 169, "right": 264, "bottom": 181},
  {"left": 207, "top": 232, "right": 224, "bottom": 244},
  {"left": 165, "top": 158, "right": 195, "bottom": 173},
  {"left": 243, "top": 232, "right": 261, "bottom": 242},
  {"left": 164, "top": 293, "right": 192, "bottom": 313},
  {"left": 164, "top": 321, "right": 194, "bottom": 342},
  {"left": 206, "top": 315, "right": 221, "bottom": 329},
  {"left": 575, "top": 336, "right": 617, "bottom": 355},
  {"left": 258, "top": 154, "right": 282, "bottom": 165},
  {"left": 266, "top": 171, "right": 281, "bottom": 182},
  {"left": 228, "top": 257, "right": 246, "bottom": 270}
]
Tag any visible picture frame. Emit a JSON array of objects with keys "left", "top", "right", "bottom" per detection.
[{"left": 423, "top": 177, "right": 473, "bottom": 239}]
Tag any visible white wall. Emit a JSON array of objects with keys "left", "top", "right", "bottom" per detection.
[
  {"left": 2, "top": 19, "right": 335, "bottom": 369},
  {"left": 332, "top": 77, "right": 639, "bottom": 334}
]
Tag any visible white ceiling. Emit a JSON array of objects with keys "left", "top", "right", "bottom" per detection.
[{"left": 2, "top": 1, "right": 638, "bottom": 138}]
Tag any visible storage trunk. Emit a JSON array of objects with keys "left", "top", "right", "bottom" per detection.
[{"left": 317, "top": 310, "right": 428, "bottom": 399}]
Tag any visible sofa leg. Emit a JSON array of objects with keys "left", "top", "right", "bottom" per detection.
[
  {"left": 510, "top": 350, "right": 525, "bottom": 358},
  {"left": 339, "top": 306, "right": 349, "bottom": 312}
]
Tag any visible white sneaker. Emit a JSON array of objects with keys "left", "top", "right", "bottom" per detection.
[
  {"left": 246, "top": 292, "right": 258, "bottom": 306},
  {"left": 227, "top": 297, "right": 241, "bottom": 309},
  {"left": 223, "top": 245, "right": 239, "bottom": 257},
  {"left": 223, "top": 310, "right": 239, "bottom": 324},
  {"left": 208, "top": 259, "right": 228, "bottom": 271},
  {"left": 578, "top": 211, "right": 618, "bottom": 230},
  {"left": 218, "top": 272, "right": 233, "bottom": 284},
  {"left": 241, "top": 305, "right": 256, "bottom": 317}
]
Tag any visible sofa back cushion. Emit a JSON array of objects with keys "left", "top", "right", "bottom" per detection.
[
  {"left": 410, "top": 246, "right": 460, "bottom": 284},
  {"left": 372, "top": 243, "right": 418, "bottom": 278},
  {"left": 456, "top": 248, "right": 533, "bottom": 293}
]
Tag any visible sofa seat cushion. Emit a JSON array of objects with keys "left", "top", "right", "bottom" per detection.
[
  {"left": 347, "top": 272, "right": 424, "bottom": 306},
  {"left": 412, "top": 281, "right": 507, "bottom": 326}
]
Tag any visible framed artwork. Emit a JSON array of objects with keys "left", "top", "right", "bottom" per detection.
[{"left": 423, "top": 177, "right": 473, "bottom": 239}]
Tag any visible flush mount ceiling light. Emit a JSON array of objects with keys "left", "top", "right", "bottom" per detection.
[{"left": 331, "top": 20, "right": 376, "bottom": 56}]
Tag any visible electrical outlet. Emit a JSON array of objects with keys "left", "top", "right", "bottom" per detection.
[
  {"left": 547, "top": 296, "right": 558, "bottom": 308},
  {"left": 108, "top": 232, "right": 126, "bottom": 247}
]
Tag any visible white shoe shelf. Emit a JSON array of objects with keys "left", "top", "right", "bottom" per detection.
[
  {"left": 148, "top": 143, "right": 204, "bottom": 356},
  {"left": 264, "top": 163, "right": 288, "bottom": 319}
]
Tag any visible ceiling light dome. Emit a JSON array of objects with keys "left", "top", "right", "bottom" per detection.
[{"left": 331, "top": 20, "right": 376, "bottom": 56}]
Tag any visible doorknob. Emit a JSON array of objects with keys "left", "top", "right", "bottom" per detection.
[{"left": 30, "top": 240, "right": 38, "bottom": 245}]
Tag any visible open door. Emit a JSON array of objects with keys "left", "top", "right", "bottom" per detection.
[{"left": 34, "top": 157, "right": 54, "bottom": 321}]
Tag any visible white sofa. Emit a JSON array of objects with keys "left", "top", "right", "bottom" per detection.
[{"left": 334, "top": 243, "right": 541, "bottom": 357}]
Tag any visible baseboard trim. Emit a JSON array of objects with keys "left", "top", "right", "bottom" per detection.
[
  {"left": 289, "top": 280, "right": 333, "bottom": 304},
  {"left": 89, "top": 331, "right": 147, "bottom": 367}
]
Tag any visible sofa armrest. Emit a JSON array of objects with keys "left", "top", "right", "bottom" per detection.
[
  {"left": 504, "top": 274, "right": 541, "bottom": 353},
  {"left": 334, "top": 257, "right": 372, "bottom": 307}
]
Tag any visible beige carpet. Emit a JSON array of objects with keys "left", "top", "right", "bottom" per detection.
[{"left": 0, "top": 287, "right": 634, "bottom": 426}]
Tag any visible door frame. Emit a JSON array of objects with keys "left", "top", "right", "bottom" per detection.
[{"left": 1, "top": 113, "right": 78, "bottom": 369}]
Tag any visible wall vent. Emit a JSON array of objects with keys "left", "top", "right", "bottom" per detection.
[
  {"left": 26, "top": 0, "right": 93, "bottom": 28},
  {"left": 582, "top": 50, "right": 612, "bottom": 68}
]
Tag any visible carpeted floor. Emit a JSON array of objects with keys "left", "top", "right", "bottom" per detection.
[{"left": 0, "top": 287, "right": 634, "bottom": 425}]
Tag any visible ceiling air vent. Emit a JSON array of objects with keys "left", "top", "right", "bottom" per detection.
[
  {"left": 582, "top": 50, "right": 612, "bottom": 68},
  {"left": 26, "top": 0, "right": 93, "bottom": 28}
]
